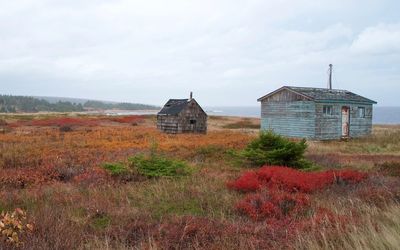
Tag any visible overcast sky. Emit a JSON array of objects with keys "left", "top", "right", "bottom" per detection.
[{"left": 0, "top": 0, "right": 399, "bottom": 106}]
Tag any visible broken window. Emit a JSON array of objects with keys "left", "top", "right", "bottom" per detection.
[
  {"left": 358, "top": 107, "right": 365, "bottom": 118},
  {"left": 323, "top": 105, "right": 333, "bottom": 116}
]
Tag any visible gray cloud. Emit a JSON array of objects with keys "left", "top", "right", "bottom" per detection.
[{"left": 0, "top": 0, "right": 399, "bottom": 106}]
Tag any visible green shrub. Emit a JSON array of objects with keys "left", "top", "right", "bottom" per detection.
[
  {"left": 101, "top": 162, "right": 129, "bottom": 176},
  {"left": 240, "top": 130, "right": 311, "bottom": 169},
  {"left": 128, "top": 154, "right": 191, "bottom": 177}
]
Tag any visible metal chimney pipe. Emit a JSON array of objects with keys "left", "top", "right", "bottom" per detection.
[
  {"left": 190, "top": 91, "right": 193, "bottom": 100},
  {"left": 328, "top": 64, "right": 333, "bottom": 90}
]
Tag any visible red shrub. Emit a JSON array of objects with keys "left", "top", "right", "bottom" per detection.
[
  {"left": 236, "top": 190, "right": 311, "bottom": 221},
  {"left": 334, "top": 170, "right": 368, "bottom": 184},
  {"left": 109, "top": 116, "right": 144, "bottom": 124},
  {"left": 228, "top": 166, "right": 367, "bottom": 193},
  {"left": 9, "top": 117, "right": 99, "bottom": 127},
  {"left": 0, "top": 166, "right": 59, "bottom": 188},
  {"left": 226, "top": 171, "right": 260, "bottom": 192},
  {"left": 229, "top": 166, "right": 367, "bottom": 225}
]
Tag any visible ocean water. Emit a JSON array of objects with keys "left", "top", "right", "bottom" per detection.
[
  {"left": 103, "top": 106, "right": 400, "bottom": 125},
  {"left": 205, "top": 106, "right": 400, "bottom": 125}
]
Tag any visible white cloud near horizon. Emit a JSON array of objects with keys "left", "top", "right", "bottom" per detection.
[
  {"left": 351, "top": 23, "right": 400, "bottom": 55},
  {"left": 0, "top": 0, "right": 399, "bottom": 106}
]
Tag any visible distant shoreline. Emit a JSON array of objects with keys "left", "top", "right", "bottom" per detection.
[
  {"left": 1, "top": 107, "right": 399, "bottom": 125},
  {"left": 0, "top": 109, "right": 160, "bottom": 116}
]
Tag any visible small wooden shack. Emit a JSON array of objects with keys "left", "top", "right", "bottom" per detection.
[
  {"left": 257, "top": 86, "right": 377, "bottom": 140},
  {"left": 157, "top": 93, "right": 207, "bottom": 134}
]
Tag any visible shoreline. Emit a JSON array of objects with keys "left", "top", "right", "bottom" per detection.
[{"left": 1, "top": 110, "right": 399, "bottom": 126}]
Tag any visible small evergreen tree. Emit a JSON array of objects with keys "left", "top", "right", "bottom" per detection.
[{"left": 241, "top": 130, "right": 311, "bottom": 169}]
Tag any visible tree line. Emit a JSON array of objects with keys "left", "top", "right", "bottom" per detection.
[{"left": 0, "top": 95, "right": 158, "bottom": 113}]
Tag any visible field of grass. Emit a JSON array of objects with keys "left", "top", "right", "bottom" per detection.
[{"left": 0, "top": 114, "right": 399, "bottom": 249}]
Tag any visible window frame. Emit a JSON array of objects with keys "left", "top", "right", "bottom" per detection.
[
  {"left": 323, "top": 105, "right": 333, "bottom": 116},
  {"left": 358, "top": 107, "right": 366, "bottom": 118}
]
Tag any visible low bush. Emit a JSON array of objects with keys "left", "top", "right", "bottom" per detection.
[
  {"left": 227, "top": 166, "right": 368, "bottom": 193},
  {"left": 9, "top": 117, "right": 99, "bottom": 127},
  {"left": 240, "top": 130, "right": 311, "bottom": 169},
  {"left": 102, "top": 163, "right": 129, "bottom": 176},
  {"left": 109, "top": 115, "right": 144, "bottom": 124},
  {"left": 128, "top": 154, "right": 191, "bottom": 178},
  {"left": 228, "top": 166, "right": 368, "bottom": 222},
  {"left": 0, "top": 208, "right": 34, "bottom": 246},
  {"left": 236, "top": 190, "right": 311, "bottom": 220}
]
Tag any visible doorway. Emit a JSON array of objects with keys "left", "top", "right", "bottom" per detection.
[{"left": 341, "top": 106, "right": 350, "bottom": 138}]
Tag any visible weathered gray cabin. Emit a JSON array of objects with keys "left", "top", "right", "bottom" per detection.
[
  {"left": 257, "top": 86, "right": 377, "bottom": 140},
  {"left": 157, "top": 93, "right": 207, "bottom": 134}
]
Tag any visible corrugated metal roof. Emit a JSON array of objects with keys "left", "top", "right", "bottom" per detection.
[
  {"left": 258, "top": 86, "right": 377, "bottom": 104},
  {"left": 158, "top": 99, "right": 189, "bottom": 115}
]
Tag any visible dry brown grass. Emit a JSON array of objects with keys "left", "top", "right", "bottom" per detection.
[{"left": 295, "top": 204, "right": 400, "bottom": 250}]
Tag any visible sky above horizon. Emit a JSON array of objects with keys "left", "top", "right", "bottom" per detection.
[{"left": 0, "top": 0, "right": 399, "bottom": 106}]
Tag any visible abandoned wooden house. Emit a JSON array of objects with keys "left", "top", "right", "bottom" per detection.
[
  {"left": 157, "top": 93, "right": 207, "bottom": 134},
  {"left": 257, "top": 66, "right": 377, "bottom": 140}
]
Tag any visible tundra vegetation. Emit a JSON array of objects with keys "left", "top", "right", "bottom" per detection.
[{"left": 0, "top": 114, "right": 399, "bottom": 249}]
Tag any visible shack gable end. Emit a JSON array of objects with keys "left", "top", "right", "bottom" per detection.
[
  {"left": 258, "top": 87, "right": 311, "bottom": 102},
  {"left": 157, "top": 98, "right": 207, "bottom": 134}
]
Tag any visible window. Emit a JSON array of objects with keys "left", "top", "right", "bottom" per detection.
[
  {"left": 323, "top": 105, "right": 333, "bottom": 116},
  {"left": 358, "top": 107, "right": 365, "bottom": 118},
  {"left": 190, "top": 119, "right": 196, "bottom": 124}
]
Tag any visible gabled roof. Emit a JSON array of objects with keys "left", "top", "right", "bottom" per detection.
[
  {"left": 257, "top": 86, "right": 377, "bottom": 104},
  {"left": 158, "top": 99, "right": 189, "bottom": 115}
]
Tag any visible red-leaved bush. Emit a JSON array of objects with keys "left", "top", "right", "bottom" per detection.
[
  {"left": 228, "top": 166, "right": 367, "bottom": 193},
  {"left": 8, "top": 116, "right": 144, "bottom": 128},
  {"left": 236, "top": 190, "right": 310, "bottom": 221},
  {"left": 9, "top": 117, "right": 99, "bottom": 127},
  {"left": 228, "top": 166, "right": 368, "bottom": 223},
  {"left": 109, "top": 115, "right": 144, "bottom": 124}
]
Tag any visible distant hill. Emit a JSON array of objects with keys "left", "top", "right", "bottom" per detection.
[
  {"left": 35, "top": 96, "right": 93, "bottom": 105},
  {"left": 83, "top": 100, "right": 159, "bottom": 111},
  {"left": 0, "top": 95, "right": 159, "bottom": 113}
]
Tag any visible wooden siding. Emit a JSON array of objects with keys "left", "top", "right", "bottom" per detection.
[
  {"left": 259, "top": 92, "right": 374, "bottom": 140},
  {"left": 157, "top": 100, "right": 207, "bottom": 134},
  {"left": 261, "top": 100, "right": 316, "bottom": 138},
  {"left": 261, "top": 89, "right": 310, "bottom": 102},
  {"left": 314, "top": 102, "right": 373, "bottom": 140},
  {"left": 157, "top": 115, "right": 180, "bottom": 133},
  {"left": 314, "top": 103, "right": 342, "bottom": 140},
  {"left": 349, "top": 104, "right": 373, "bottom": 137}
]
